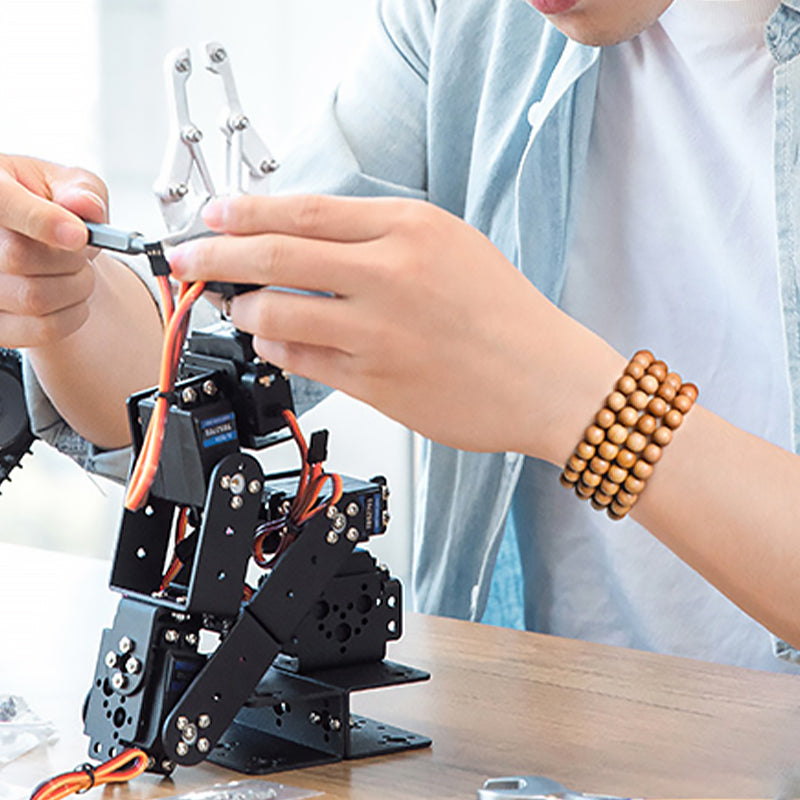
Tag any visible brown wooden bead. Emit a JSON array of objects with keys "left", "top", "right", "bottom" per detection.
[
  {"left": 598, "top": 440, "right": 620, "bottom": 461},
  {"left": 617, "top": 406, "right": 638, "bottom": 427},
  {"left": 664, "top": 408, "right": 683, "bottom": 430},
  {"left": 576, "top": 440, "right": 596, "bottom": 460},
  {"left": 616, "top": 448, "right": 637, "bottom": 469},
  {"left": 625, "top": 360, "right": 645, "bottom": 380},
  {"left": 626, "top": 431, "right": 647, "bottom": 453},
  {"left": 679, "top": 382, "right": 699, "bottom": 401},
  {"left": 646, "top": 360, "right": 668, "bottom": 382},
  {"left": 580, "top": 470, "right": 602, "bottom": 488},
  {"left": 589, "top": 456, "right": 610, "bottom": 475},
  {"left": 599, "top": 478, "right": 620, "bottom": 496},
  {"left": 591, "top": 493, "right": 614, "bottom": 510},
  {"left": 629, "top": 390, "right": 649, "bottom": 410},
  {"left": 646, "top": 396, "right": 668, "bottom": 417},
  {"left": 652, "top": 426, "right": 673, "bottom": 447},
  {"left": 585, "top": 424, "right": 605, "bottom": 445},
  {"left": 607, "top": 423, "right": 628, "bottom": 445},
  {"left": 560, "top": 472, "right": 577, "bottom": 488},
  {"left": 607, "top": 506, "right": 628, "bottom": 521},
  {"left": 632, "top": 350, "right": 655, "bottom": 366},
  {"left": 616, "top": 375, "right": 637, "bottom": 395},
  {"left": 595, "top": 407, "right": 616, "bottom": 429},
  {"left": 624, "top": 475, "right": 646, "bottom": 494},
  {"left": 568, "top": 454, "right": 587, "bottom": 472},
  {"left": 642, "top": 443, "right": 662, "bottom": 464},
  {"left": 665, "top": 372, "right": 682, "bottom": 390},
  {"left": 632, "top": 460, "right": 654, "bottom": 480},
  {"left": 605, "top": 391, "right": 627, "bottom": 413},
  {"left": 638, "top": 374, "right": 659, "bottom": 395},
  {"left": 636, "top": 413, "right": 657, "bottom": 435},
  {"left": 672, "top": 394, "right": 693, "bottom": 414},
  {"left": 607, "top": 464, "right": 628, "bottom": 484},
  {"left": 575, "top": 482, "right": 595, "bottom": 499},
  {"left": 656, "top": 382, "right": 676, "bottom": 402},
  {"left": 616, "top": 489, "right": 639, "bottom": 507}
]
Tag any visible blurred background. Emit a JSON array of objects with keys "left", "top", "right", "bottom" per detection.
[{"left": 0, "top": 0, "right": 415, "bottom": 583}]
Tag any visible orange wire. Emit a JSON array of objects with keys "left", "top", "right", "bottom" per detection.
[{"left": 31, "top": 748, "right": 148, "bottom": 800}]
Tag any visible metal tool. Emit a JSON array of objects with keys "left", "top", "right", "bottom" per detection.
[{"left": 478, "top": 776, "right": 635, "bottom": 800}]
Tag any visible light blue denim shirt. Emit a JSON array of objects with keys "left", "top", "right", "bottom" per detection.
[{"left": 25, "top": 0, "right": 800, "bottom": 660}]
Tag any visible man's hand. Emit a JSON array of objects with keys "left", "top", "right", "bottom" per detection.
[
  {"left": 0, "top": 155, "right": 107, "bottom": 347},
  {"left": 168, "top": 194, "right": 622, "bottom": 459}
]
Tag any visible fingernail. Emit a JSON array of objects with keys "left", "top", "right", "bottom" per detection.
[
  {"left": 55, "top": 220, "right": 87, "bottom": 249},
  {"left": 202, "top": 198, "right": 228, "bottom": 228},
  {"left": 82, "top": 190, "right": 107, "bottom": 218},
  {"left": 168, "top": 241, "right": 195, "bottom": 274}
]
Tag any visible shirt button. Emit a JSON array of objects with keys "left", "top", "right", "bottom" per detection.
[{"left": 527, "top": 101, "right": 541, "bottom": 126}]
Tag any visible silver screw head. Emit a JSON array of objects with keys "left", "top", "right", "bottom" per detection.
[
  {"left": 181, "top": 386, "right": 198, "bottom": 404},
  {"left": 332, "top": 514, "right": 347, "bottom": 532},
  {"left": 118, "top": 636, "right": 133, "bottom": 654},
  {"left": 220, "top": 475, "right": 231, "bottom": 490},
  {"left": 104, "top": 651, "right": 118, "bottom": 669},
  {"left": 176, "top": 716, "right": 189, "bottom": 731},
  {"left": 165, "top": 629, "right": 180, "bottom": 643},
  {"left": 125, "top": 656, "right": 141, "bottom": 675},
  {"left": 230, "top": 496, "right": 244, "bottom": 510},
  {"left": 202, "top": 380, "right": 217, "bottom": 396},
  {"left": 110, "top": 671, "right": 127, "bottom": 690},
  {"left": 248, "top": 480, "right": 261, "bottom": 495},
  {"left": 198, "top": 713, "right": 212, "bottom": 729},
  {"left": 182, "top": 723, "right": 198, "bottom": 745},
  {"left": 197, "top": 737, "right": 211, "bottom": 753},
  {"left": 346, "top": 528, "right": 360, "bottom": 542},
  {"left": 346, "top": 502, "right": 360, "bottom": 517},
  {"left": 326, "top": 531, "right": 339, "bottom": 545},
  {"left": 326, "top": 505, "right": 339, "bottom": 520},
  {"left": 260, "top": 159, "right": 279, "bottom": 174},
  {"left": 175, "top": 741, "right": 189, "bottom": 757},
  {"left": 161, "top": 759, "right": 175, "bottom": 773},
  {"left": 175, "top": 57, "right": 190, "bottom": 73},
  {"left": 210, "top": 47, "right": 227, "bottom": 63},
  {"left": 329, "top": 717, "right": 342, "bottom": 731},
  {"left": 185, "top": 632, "right": 199, "bottom": 647},
  {"left": 308, "top": 712, "right": 321, "bottom": 725}
]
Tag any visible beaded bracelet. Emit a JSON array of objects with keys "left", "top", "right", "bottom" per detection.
[{"left": 559, "top": 350, "right": 697, "bottom": 521}]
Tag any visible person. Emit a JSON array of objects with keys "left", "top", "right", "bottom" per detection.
[{"left": 2, "top": 0, "right": 800, "bottom": 672}]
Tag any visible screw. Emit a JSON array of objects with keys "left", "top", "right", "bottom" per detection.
[
  {"left": 326, "top": 531, "right": 339, "bottom": 545},
  {"left": 161, "top": 760, "right": 175, "bottom": 773},
  {"left": 326, "top": 505, "right": 339, "bottom": 520},
  {"left": 176, "top": 716, "right": 189, "bottom": 731},
  {"left": 230, "top": 496, "right": 244, "bottom": 510},
  {"left": 104, "top": 651, "right": 118, "bottom": 669},
  {"left": 181, "top": 386, "right": 198, "bottom": 404},
  {"left": 202, "top": 380, "right": 217, "bottom": 396},
  {"left": 125, "top": 656, "right": 141, "bottom": 675},
  {"left": 382, "top": 510, "right": 391, "bottom": 527},
  {"left": 260, "top": 159, "right": 279, "bottom": 174},
  {"left": 346, "top": 528, "right": 359, "bottom": 542},
  {"left": 197, "top": 737, "right": 210, "bottom": 753},
  {"left": 165, "top": 629, "right": 179, "bottom": 644},
  {"left": 110, "top": 672, "right": 127, "bottom": 690},
  {"left": 346, "top": 502, "right": 359, "bottom": 517},
  {"left": 308, "top": 712, "right": 321, "bottom": 725},
  {"left": 168, "top": 183, "right": 189, "bottom": 199},
  {"left": 220, "top": 475, "right": 231, "bottom": 490},
  {"left": 175, "top": 742, "right": 189, "bottom": 757},
  {"left": 182, "top": 126, "right": 203, "bottom": 144},
  {"left": 329, "top": 718, "right": 342, "bottom": 732},
  {"left": 210, "top": 47, "right": 227, "bottom": 63},
  {"left": 231, "top": 114, "right": 250, "bottom": 131},
  {"left": 175, "top": 57, "right": 190, "bottom": 73},
  {"left": 185, "top": 632, "right": 199, "bottom": 647},
  {"left": 280, "top": 500, "right": 292, "bottom": 515},
  {"left": 182, "top": 723, "right": 198, "bottom": 745},
  {"left": 118, "top": 636, "right": 133, "bottom": 654},
  {"left": 198, "top": 714, "right": 211, "bottom": 729},
  {"left": 248, "top": 480, "right": 261, "bottom": 495}
]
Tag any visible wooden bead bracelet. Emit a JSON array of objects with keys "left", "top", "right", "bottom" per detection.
[{"left": 559, "top": 350, "right": 697, "bottom": 520}]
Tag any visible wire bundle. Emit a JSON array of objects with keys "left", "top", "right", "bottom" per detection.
[
  {"left": 29, "top": 748, "right": 148, "bottom": 800},
  {"left": 125, "top": 275, "right": 206, "bottom": 511}
]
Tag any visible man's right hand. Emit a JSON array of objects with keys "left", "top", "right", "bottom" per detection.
[{"left": 0, "top": 155, "right": 108, "bottom": 348}]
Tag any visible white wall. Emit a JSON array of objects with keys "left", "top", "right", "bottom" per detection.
[{"left": 0, "top": 0, "right": 414, "bottom": 583}]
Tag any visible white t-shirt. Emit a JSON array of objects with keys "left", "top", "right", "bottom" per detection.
[{"left": 503, "top": 0, "right": 797, "bottom": 670}]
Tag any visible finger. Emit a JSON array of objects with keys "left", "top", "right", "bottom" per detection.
[
  {"left": 0, "top": 230, "right": 91, "bottom": 277},
  {"left": 201, "top": 193, "right": 398, "bottom": 242},
  {"left": 170, "top": 233, "right": 368, "bottom": 296},
  {"left": 0, "top": 299, "right": 90, "bottom": 349},
  {"left": 0, "top": 266, "right": 95, "bottom": 316},
  {"left": 231, "top": 288, "right": 360, "bottom": 353},
  {"left": 252, "top": 337, "right": 354, "bottom": 392},
  {"left": 0, "top": 171, "right": 88, "bottom": 250}
]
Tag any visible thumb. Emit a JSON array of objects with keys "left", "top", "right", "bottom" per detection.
[{"left": 49, "top": 168, "right": 109, "bottom": 225}]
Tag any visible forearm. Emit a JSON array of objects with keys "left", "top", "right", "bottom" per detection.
[{"left": 26, "top": 253, "right": 163, "bottom": 449}]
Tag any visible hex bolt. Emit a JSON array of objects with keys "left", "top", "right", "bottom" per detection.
[
  {"left": 181, "top": 387, "right": 198, "bottom": 404},
  {"left": 198, "top": 714, "right": 212, "bottom": 729},
  {"left": 118, "top": 636, "right": 133, "bottom": 654},
  {"left": 230, "top": 496, "right": 244, "bottom": 510},
  {"left": 104, "top": 651, "right": 118, "bottom": 669},
  {"left": 197, "top": 738, "right": 211, "bottom": 753},
  {"left": 110, "top": 672, "right": 127, "bottom": 691},
  {"left": 125, "top": 656, "right": 142, "bottom": 675},
  {"left": 248, "top": 480, "right": 262, "bottom": 495},
  {"left": 326, "top": 531, "right": 339, "bottom": 545},
  {"left": 346, "top": 528, "right": 360, "bottom": 542},
  {"left": 175, "top": 742, "right": 189, "bottom": 757},
  {"left": 346, "top": 502, "right": 360, "bottom": 517},
  {"left": 176, "top": 716, "right": 189, "bottom": 731},
  {"left": 202, "top": 380, "right": 217, "bottom": 396},
  {"left": 165, "top": 629, "right": 180, "bottom": 644}
]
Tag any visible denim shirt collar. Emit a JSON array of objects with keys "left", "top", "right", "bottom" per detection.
[{"left": 767, "top": 2, "right": 800, "bottom": 61}]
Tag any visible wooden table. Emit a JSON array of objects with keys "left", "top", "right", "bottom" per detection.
[{"left": 3, "top": 541, "right": 800, "bottom": 799}]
